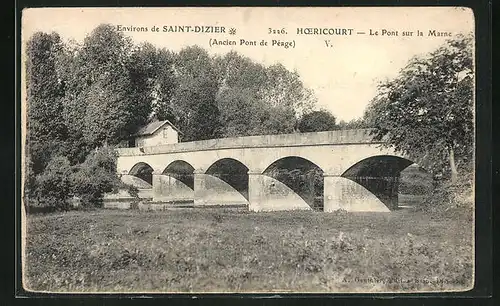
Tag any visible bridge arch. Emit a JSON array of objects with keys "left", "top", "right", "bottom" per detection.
[
  {"left": 128, "top": 162, "right": 154, "bottom": 186},
  {"left": 341, "top": 155, "right": 415, "bottom": 210},
  {"left": 205, "top": 158, "right": 249, "bottom": 200},
  {"left": 342, "top": 155, "right": 415, "bottom": 177},
  {"left": 163, "top": 160, "right": 195, "bottom": 189},
  {"left": 263, "top": 156, "right": 324, "bottom": 211}
]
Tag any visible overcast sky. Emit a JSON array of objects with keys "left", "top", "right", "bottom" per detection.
[{"left": 22, "top": 7, "right": 474, "bottom": 121}]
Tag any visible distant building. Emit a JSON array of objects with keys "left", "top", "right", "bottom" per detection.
[{"left": 130, "top": 119, "right": 182, "bottom": 147}]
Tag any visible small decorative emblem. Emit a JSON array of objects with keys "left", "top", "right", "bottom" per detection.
[{"left": 229, "top": 28, "right": 236, "bottom": 35}]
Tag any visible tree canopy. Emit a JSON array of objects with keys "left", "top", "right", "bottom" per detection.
[
  {"left": 297, "top": 110, "right": 337, "bottom": 133},
  {"left": 366, "top": 33, "right": 474, "bottom": 181}
]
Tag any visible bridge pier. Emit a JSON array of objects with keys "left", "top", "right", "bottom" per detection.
[
  {"left": 193, "top": 169, "right": 248, "bottom": 207},
  {"left": 345, "top": 176, "right": 400, "bottom": 210},
  {"left": 152, "top": 171, "right": 194, "bottom": 203},
  {"left": 248, "top": 171, "right": 311, "bottom": 212},
  {"left": 323, "top": 174, "right": 391, "bottom": 212},
  {"left": 193, "top": 170, "right": 207, "bottom": 206}
]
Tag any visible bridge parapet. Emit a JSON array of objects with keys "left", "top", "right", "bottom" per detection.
[{"left": 116, "top": 128, "right": 380, "bottom": 156}]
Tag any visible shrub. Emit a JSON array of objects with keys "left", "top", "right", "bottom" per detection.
[
  {"left": 418, "top": 172, "right": 473, "bottom": 213},
  {"left": 125, "top": 184, "right": 139, "bottom": 198},
  {"left": 70, "top": 147, "right": 122, "bottom": 208},
  {"left": 30, "top": 155, "right": 73, "bottom": 211}
]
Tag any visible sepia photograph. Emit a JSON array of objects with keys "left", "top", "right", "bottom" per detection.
[{"left": 21, "top": 7, "right": 475, "bottom": 293}]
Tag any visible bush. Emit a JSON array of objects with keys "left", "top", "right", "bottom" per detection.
[
  {"left": 125, "top": 184, "right": 139, "bottom": 198},
  {"left": 30, "top": 155, "right": 73, "bottom": 211},
  {"left": 70, "top": 147, "right": 122, "bottom": 208},
  {"left": 418, "top": 172, "right": 473, "bottom": 214}
]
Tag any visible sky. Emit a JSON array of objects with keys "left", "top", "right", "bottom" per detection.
[{"left": 22, "top": 7, "right": 474, "bottom": 121}]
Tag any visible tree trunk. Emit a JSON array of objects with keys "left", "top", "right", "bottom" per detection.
[{"left": 449, "top": 147, "right": 458, "bottom": 183}]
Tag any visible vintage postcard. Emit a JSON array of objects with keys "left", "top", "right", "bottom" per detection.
[{"left": 21, "top": 7, "right": 475, "bottom": 294}]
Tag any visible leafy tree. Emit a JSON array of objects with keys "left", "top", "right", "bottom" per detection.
[
  {"left": 260, "top": 104, "right": 297, "bottom": 135},
  {"left": 367, "top": 33, "right": 474, "bottom": 182},
  {"left": 187, "top": 94, "right": 222, "bottom": 141},
  {"left": 125, "top": 42, "right": 158, "bottom": 130},
  {"left": 73, "top": 24, "right": 140, "bottom": 147},
  {"left": 172, "top": 46, "right": 222, "bottom": 141},
  {"left": 297, "top": 110, "right": 337, "bottom": 132},
  {"left": 152, "top": 48, "right": 177, "bottom": 122},
  {"left": 214, "top": 53, "right": 306, "bottom": 137},
  {"left": 217, "top": 87, "right": 297, "bottom": 137},
  {"left": 24, "top": 31, "right": 70, "bottom": 210},
  {"left": 259, "top": 63, "right": 316, "bottom": 117},
  {"left": 216, "top": 88, "right": 263, "bottom": 137},
  {"left": 81, "top": 78, "right": 135, "bottom": 147},
  {"left": 214, "top": 51, "right": 267, "bottom": 92},
  {"left": 25, "top": 32, "right": 68, "bottom": 174}
]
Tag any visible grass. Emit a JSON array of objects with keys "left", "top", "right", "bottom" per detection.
[{"left": 23, "top": 206, "right": 473, "bottom": 293}]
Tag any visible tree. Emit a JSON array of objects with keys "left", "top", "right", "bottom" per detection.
[
  {"left": 214, "top": 53, "right": 313, "bottom": 137},
  {"left": 216, "top": 88, "right": 263, "bottom": 137},
  {"left": 259, "top": 63, "right": 317, "bottom": 117},
  {"left": 213, "top": 51, "right": 267, "bottom": 92},
  {"left": 367, "top": 33, "right": 474, "bottom": 182},
  {"left": 125, "top": 42, "right": 158, "bottom": 130},
  {"left": 73, "top": 24, "right": 142, "bottom": 147},
  {"left": 151, "top": 48, "right": 177, "bottom": 122},
  {"left": 172, "top": 46, "right": 222, "bottom": 141},
  {"left": 297, "top": 110, "right": 337, "bottom": 132},
  {"left": 187, "top": 93, "right": 222, "bottom": 141},
  {"left": 25, "top": 32, "right": 68, "bottom": 178}
]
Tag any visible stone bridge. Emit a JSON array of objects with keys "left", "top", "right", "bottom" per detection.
[{"left": 115, "top": 129, "right": 416, "bottom": 212}]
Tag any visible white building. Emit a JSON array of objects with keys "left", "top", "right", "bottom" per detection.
[{"left": 131, "top": 119, "right": 182, "bottom": 147}]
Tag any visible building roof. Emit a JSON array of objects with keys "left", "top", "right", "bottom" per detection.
[{"left": 132, "top": 119, "right": 182, "bottom": 137}]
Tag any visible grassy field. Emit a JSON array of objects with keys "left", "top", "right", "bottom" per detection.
[{"left": 23, "top": 205, "right": 473, "bottom": 293}]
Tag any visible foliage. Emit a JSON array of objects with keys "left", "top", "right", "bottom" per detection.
[
  {"left": 259, "top": 63, "right": 316, "bottom": 116},
  {"left": 214, "top": 52, "right": 303, "bottom": 137},
  {"left": 25, "top": 32, "right": 67, "bottom": 143},
  {"left": 76, "top": 24, "right": 141, "bottom": 147},
  {"left": 171, "top": 46, "right": 222, "bottom": 141},
  {"left": 216, "top": 88, "right": 265, "bottom": 137},
  {"left": 214, "top": 51, "right": 267, "bottom": 91},
  {"left": 25, "top": 32, "right": 67, "bottom": 175},
  {"left": 399, "top": 165, "right": 434, "bottom": 195},
  {"left": 125, "top": 184, "right": 140, "bottom": 198},
  {"left": 151, "top": 48, "right": 177, "bottom": 122},
  {"left": 30, "top": 155, "right": 73, "bottom": 210},
  {"left": 337, "top": 117, "right": 371, "bottom": 130},
  {"left": 70, "top": 147, "right": 122, "bottom": 207},
  {"left": 418, "top": 172, "right": 473, "bottom": 214},
  {"left": 366, "top": 33, "right": 474, "bottom": 181},
  {"left": 297, "top": 110, "right": 337, "bottom": 132}
]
